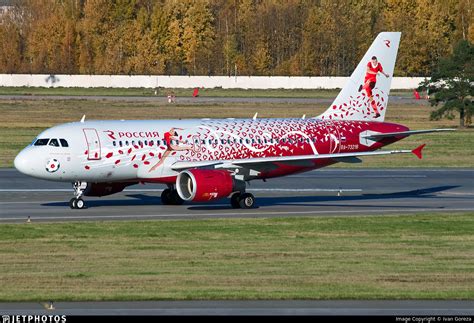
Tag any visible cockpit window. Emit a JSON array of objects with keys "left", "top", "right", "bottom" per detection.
[
  {"left": 60, "top": 139, "right": 69, "bottom": 147},
  {"left": 48, "top": 139, "right": 60, "bottom": 147},
  {"left": 34, "top": 138, "right": 49, "bottom": 146}
]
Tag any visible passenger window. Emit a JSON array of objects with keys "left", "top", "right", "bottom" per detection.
[
  {"left": 48, "top": 139, "right": 59, "bottom": 147},
  {"left": 119, "top": 141, "right": 123, "bottom": 147},
  {"left": 60, "top": 139, "right": 69, "bottom": 147},
  {"left": 113, "top": 141, "right": 116, "bottom": 147},
  {"left": 34, "top": 138, "right": 49, "bottom": 146}
]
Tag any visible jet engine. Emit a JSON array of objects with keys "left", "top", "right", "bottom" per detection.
[
  {"left": 83, "top": 182, "right": 137, "bottom": 197},
  {"left": 176, "top": 169, "right": 244, "bottom": 202}
]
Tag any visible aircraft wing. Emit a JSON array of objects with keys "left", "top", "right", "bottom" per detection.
[
  {"left": 171, "top": 145, "right": 426, "bottom": 172},
  {"left": 360, "top": 128, "right": 454, "bottom": 140}
]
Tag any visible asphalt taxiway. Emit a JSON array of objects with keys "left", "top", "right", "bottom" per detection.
[{"left": 0, "top": 168, "right": 473, "bottom": 223}]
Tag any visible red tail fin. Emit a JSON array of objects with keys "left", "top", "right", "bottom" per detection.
[{"left": 412, "top": 144, "right": 426, "bottom": 159}]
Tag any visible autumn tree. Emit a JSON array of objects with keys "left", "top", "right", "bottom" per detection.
[
  {"left": 182, "top": 0, "right": 215, "bottom": 75},
  {"left": 252, "top": 37, "right": 272, "bottom": 75},
  {"left": 0, "top": 0, "right": 471, "bottom": 76},
  {"left": 22, "top": 0, "right": 79, "bottom": 74},
  {"left": 0, "top": 10, "right": 23, "bottom": 73}
]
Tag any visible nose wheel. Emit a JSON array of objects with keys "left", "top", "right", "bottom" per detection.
[
  {"left": 70, "top": 182, "right": 87, "bottom": 209},
  {"left": 230, "top": 192, "right": 255, "bottom": 209},
  {"left": 69, "top": 197, "right": 85, "bottom": 209}
]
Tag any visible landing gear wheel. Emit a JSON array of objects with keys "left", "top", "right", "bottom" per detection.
[
  {"left": 161, "top": 189, "right": 172, "bottom": 205},
  {"left": 69, "top": 198, "right": 85, "bottom": 209},
  {"left": 69, "top": 198, "right": 77, "bottom": 209},
  {"left": 75, "top": 198, "right": 85, "bottom": 209},
  {"left": 70, "top": 181, "right": 87, "bottom": 210},
  {"left": 161, "top": 189, "right": 184, "bottom": 205},
  {"left": 239, "top": 193, "right": 255, "bottom": 209},
  {"left": 170, "top": 190, "right": 184, "bottom": 205},
  {"left": 230, "top": 193, "right": 241, "bottom": 208}
]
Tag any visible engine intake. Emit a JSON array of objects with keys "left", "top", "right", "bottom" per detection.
[{"left": 176, "top": 169, "right": 243, "bottom": 202}]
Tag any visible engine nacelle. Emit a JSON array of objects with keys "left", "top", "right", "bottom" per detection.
[
  {"left": 176, "top": 169, "right": 243, "bottom": 202},
  {"left": 83, "top": 182, "right": 137, "bottom": 197}
]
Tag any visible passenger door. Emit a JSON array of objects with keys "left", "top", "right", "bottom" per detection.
[{"left": 83, "top": 128, "right": 101, "bottom": 160}]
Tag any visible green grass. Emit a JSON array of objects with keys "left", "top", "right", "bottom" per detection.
[
  {"left": 1, "top": 97, "right": 471, "bottom": 168},
  {"left": 0, "top": 86, "right": 414, "bottom": 98},
  {"left": 0, "top": 214, "right": 472, "bottom": 301}
]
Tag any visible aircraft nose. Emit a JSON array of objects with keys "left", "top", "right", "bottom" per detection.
[{"left": 14, "top": 149, "right": 34, "bottom": 176}]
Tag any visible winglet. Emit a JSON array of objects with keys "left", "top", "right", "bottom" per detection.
[{"left": 412, "top": 144, "right": 426, "bottom": 159}]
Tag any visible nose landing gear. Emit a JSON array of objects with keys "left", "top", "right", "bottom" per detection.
[{"left": 70, "top": 182, "right": 87, "bottom": 209}]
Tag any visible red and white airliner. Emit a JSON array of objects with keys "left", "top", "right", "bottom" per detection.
[{"left": 14, "top": 32, "right": 453, "bottom": 209}]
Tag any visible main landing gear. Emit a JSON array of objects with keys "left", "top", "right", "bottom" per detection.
[
  {"left": 230, "top": 192, "right": 256, "bottom": 209},
  {"left": 161, "top": 186, "right": 184, "bottom": 205},
  {"left": 70, "top": 181, "right": 86, "bottom": 209}
]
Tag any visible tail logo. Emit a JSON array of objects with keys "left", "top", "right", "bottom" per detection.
[{"left": 384, "top": 40, "right": 391, "bottom": 48}]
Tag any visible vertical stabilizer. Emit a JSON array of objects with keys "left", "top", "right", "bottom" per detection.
[{"left": 318, "top": 32, "right": 401, "bottom": 122}]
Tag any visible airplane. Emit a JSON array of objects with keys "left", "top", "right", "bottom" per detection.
[{"left": 14, "top": 32, "right": 454, "bottom": 210}]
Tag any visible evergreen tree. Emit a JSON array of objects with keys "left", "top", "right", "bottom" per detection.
[{"left": 420, "top": 40, "right": 474, "bottom": 127}]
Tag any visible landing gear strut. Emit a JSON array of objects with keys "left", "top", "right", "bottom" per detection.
[
  {"left": 161, "top": 187, "right": 184, "bottom": 205},
  {"left": 70, "top": 182, "right": 87, "bottom": 209},
  {"left": 230, "top": 192, "right": 255, "bottom": 209}
]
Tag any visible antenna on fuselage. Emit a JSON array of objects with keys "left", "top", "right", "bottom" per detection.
[
  {"left": 80, "top": 115, "right": 86, "bottom": 123},
  {"left": 301, "top": 114, "right": 306, "bottom": 119},
  {"left": 252, "top": 112, "right": 258, "bottom": 120}
]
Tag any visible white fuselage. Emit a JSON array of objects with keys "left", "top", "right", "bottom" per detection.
[{"left": 14, "top": 118, "right": 407, "bottom": 186}]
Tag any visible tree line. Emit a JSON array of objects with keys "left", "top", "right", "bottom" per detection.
[{"left": 0, "top": 0, "right": 472, "bottom": 77}]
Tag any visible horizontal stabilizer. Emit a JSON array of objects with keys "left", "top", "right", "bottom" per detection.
[
  {"left": 333, "top": 157, "right": 362, "bottom": 163},
  {"left": 361, "top": 128, "right": 455, "bottom": 140},
  {"left": 412, "top": 144, "right": 426, "bottom": 159},
  {"left": 171, "top": 146, "right": 424, "bottom": 171}
]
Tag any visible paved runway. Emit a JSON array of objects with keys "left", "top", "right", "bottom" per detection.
[
  {"left": 1, "top": 300, "right": 474, "bottom": 315},
  {"left": 1, "top": 168, "right": 473, "bottom": 223}
]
